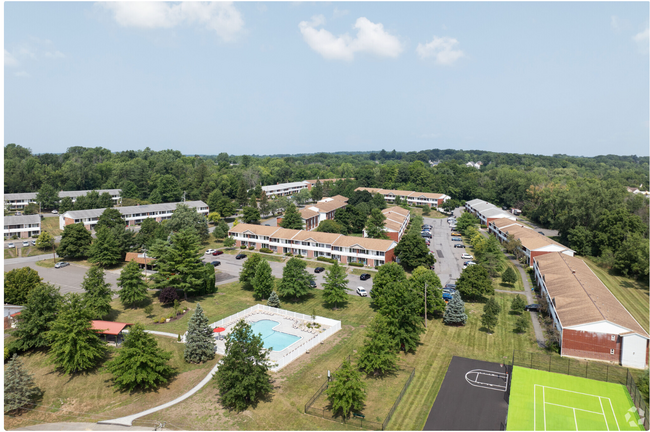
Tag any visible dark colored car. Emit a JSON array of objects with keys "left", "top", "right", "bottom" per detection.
[
  {"left": 314, "top": 267, "right": 325, "bottom": 273},
  {"left": 211, "top": 261, "right": 221, "bottom": 266},
  {"left": 235, "top": 253, "right": 247, "bottom": 260},
  {"left": 421, "top": 232, "right": 432, "bottom": 238},
  {"left": 360, "top": 273, "right": 371, "bottom": 281},
  {"left": 309, "top": 280, "right": 317, "bottom": 288},
  {"left": 538, "top": 232, "right": 545, "bottom": 236},
  {"left": 454, "top": 244, "right": 466, "bottom": 248},
  {"left": 212, "top": 250, "right": 224, "bottom": 256},
  {"left": 444, "top": 283, "right": 457, "bottom": 290},
  {"left": 452, "top": 238, "right": 462, "bottom": 242},
  {"left": 525, "top": 304, "right": 540, "bottom": 312}
]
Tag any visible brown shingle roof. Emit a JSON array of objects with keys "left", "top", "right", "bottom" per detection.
[
  {"left": 268, "top": 227, "right": 302, "bottom": 240},
  {"left": 329, "top": 195, "right": 349, "bottom": 202},
  {"left": 536, "top": 253, "right": 648, "bottom": 337},
  {"left": 332, "top": 236, "right": 396, "bottom": 251},
  {"left": 125, "top": 252, "right": 155, "bottom": 265},
  {"left": 490, "top": 218, "right": 522, "bottom": 230},
  {"left": 383, "top": 206, "right": 409, "bottom": 216},
  {"left": 299, "top": 208, "right": 319, "bottom": 219},
  {"left": 383, "top": 220, "right": 403, "bottom": 232},
  {"left": 501, "top": 225, "right": 570, "bottom": 251},
  {"left": 308, "top": 200, "right": 347, "bottom": 213},
  {"left": 291, "top": 231, "right": 342, "bottom": 244},
  {"left": 355, "top": 187, "right": 384, "bottom": 194},
  {"left": 228, "top": 224, "right": 281, "bottom": 236}
]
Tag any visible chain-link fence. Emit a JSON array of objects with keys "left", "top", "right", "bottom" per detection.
[
  {"left": 304, "top": 356, "right": 415, "bottom": 430},
  {"left": 513, "top": 350, "right": 648, "bottom": 430}
]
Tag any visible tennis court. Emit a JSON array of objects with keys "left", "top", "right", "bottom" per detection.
[{"left": 507, "top": 366, "right": 644, "bottom": 431}]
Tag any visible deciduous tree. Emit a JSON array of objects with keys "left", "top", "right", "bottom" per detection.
[
  {"left": 88, "top": 226, "right": 122, "bottom": 267},
  {"left": 4, "top": 267, "right": 42, "bottom": 306},
  {"left": 326, "top": 359, "right": 366, "bottom": 418},
  {"left": 36, "top": 184, "right": 59, "bottom": 210},
  {"left": 370, "top": 262, "right": 407, "bottom": 310},
  {"left": 242, "top": 206, "right": 261, "bottom": 224},
  {"left": 409, "top": 266, "right": 445, "bottom": 317},
  {"left": 457, "top": 264, "right": 494, "bottom": 301},
  {"left": 239, "top": 253, "right": 264, "bottom": 288},
  {"left": 378, "top": 281, "right": 425, "bottom": 353},
  {"left": 95, "top": 208, "right": 124, "bottom": 230},
  {"left": 394, "top": 231, "right": 435, "bottom": 271},
  {"left": 57, "top": 223, "right": 92, "bottom": 259},
  {"left": 167, "top": 204, "right": 210, "bottom": 242}
]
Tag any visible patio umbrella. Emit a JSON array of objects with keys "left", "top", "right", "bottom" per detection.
[{"left": 213, "top": 327, "right": 226, "bottom": 333}]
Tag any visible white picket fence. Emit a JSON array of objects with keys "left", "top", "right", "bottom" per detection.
[{"left": 209, "top": 304, "right": 341, "bottom": 372}]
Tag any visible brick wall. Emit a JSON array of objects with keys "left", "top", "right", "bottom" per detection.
[{"left": 562, "top": 329, "right": 621, "bottom": 363}]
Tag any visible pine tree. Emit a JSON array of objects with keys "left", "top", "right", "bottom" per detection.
[
  {"left": 252, "top": 259, "right": 274, "bottom": 300},
  {"left": 501, "top": 266, "right": 517, "bottom": 285},
  {"left": 481, "top": 310, "right": 498, "bottom": 333},
  {"left": 13, "top": 283, "right": 61, "bottom": 352},
  {"left": 118, "top": 260, "right": 149, "bottom": 308},
  {"left": 152, "top": 229, "right": 206, "bottom": 300},
  {"left": 106, "top": 323, "right": 174, "bottom": 391},
  {"left": 214, "top": 320, "right": 273, "bottom": 411},
  {"left": 88, "top": 226, "right": 122, "bottom": 267},
  {"left": 279, "top": 203, "right": 304, "bottom": 230},
  {"left": 326, "top": 359, "right": 367, "bottom": 418},
  {"left": 267, "top": 291, "right": 281, "bottom": 308},
  {"left": 239, "top": 253, "right": 263, "bottom": 288},
  {"left": 358, "top": 314, "right": 398, "bottom": 377},
  {"left": 443, "top": 290, "right": 468, "bottom": 326},
  {"left": 47, "top": 293, "right": 106, "bottom": 374},
  {"left": 511, "top": 295, "right": 526, "bottom": 314},
  {"left": 184, "top": 304, "right": 216, "bottom": 364},
  {"left": 4, "top": 267, "right": 42, "bottom": 306},
  {"left": 4, "top": 354, "right": 42, "bottom": 414},
  {"left": 365, "top": 208, "right": 389, "bottom": 239},
  {"left": 277, "top": 257, "right": 312, "bottom": 300},
  {"left": 81, "top": 266, "right": 113, "bottom": 320},
  {"left": 259, "top": 193, "right": 270, "bottom": 217},
  {"left": 237, "top": 181, "right": 249, "bottom": 207},
  {"left": 310, "top": 180, "right": 324, "bottom": 201},
  {"left": 514, "top": 315, "right": 530, "bottom": 333},
  {"left": 322, "top": 262, "right": 349, "bottom": 309},
  {"left": 483, "top": 297, "right": 501, "bottom": 317},
  {"left": 378, "top": 281, "right": 425, "bottom": 353}
]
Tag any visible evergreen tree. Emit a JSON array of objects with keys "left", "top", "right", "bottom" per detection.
[
  {"left": 4, "top": 354, "right": 42, "bottom": 414},
  {"left": 57, "top": 223, "right": 92, "bottom": 259},
  {"left": 4, "top": 267, "right": 42, "bottom": 306},
  {"left": 239, "top": 253, "right": 264, "bottom": 288},
  {"left": 152, "top": 229, "right": 206, "bottom": 299},
  {"left": 237, "top": 181, "right": 249, "bottom": 207},
  {"left": 310, "top": 180, "right": 324, "bottom": 201},
  {"left": 409, "top": 266, "right": 445, "bottom": 318},
  {"left": 511, "top": 295, "right": 526, "bottom": 314},
  {"left": 514, "top": 315, "right": 530, "bottom": 333},
  {"left": 167, "top": 204, "right": 210, "bottom": 242},
  {"left": 483, "top": 297, "right": 501, "bottom": 317},
  {"left": 279, "top": 203, "right": 304, "bottom": 230},
  {"left": 81, "top": 266, "right": 113, "bottom": 319},
  {"left": 379, "top": 281, "right": 425, "bottom": 353},
  {"left": 259, "top": 193, "right": 270, "bottom": 217},
  {"left": 214, "top": 320, "right": 273, "bottom": 411},
  {"left": 111, "top": 225, "right": 136, "bottom": 260},
  {"left": 481, "top": 310, "right": 498, "bottom": 333},
  {"left": 326, "top": 359, "right": 367, "bottom": 418},
  {"left": 202, "top": 262, "right": 217, "bottom": 295},
  {"left": 36, "top": 183, "right": 60, "bottom": 210},
  {"left": 184, "top": 304, "right": 216, "bottom": 363},
  {"left": 365, "top": 208, "right": 389, "bottom": 239},
  {"left": 267, "top": 291, "right": 281, "bottom": 308},
  {"left": 242, "top": 206, "right": 261, "bottom": 224},
  {"left": 58, "top": 196, "right": 74, "bottom": 213},
  {"left": 88, "top": 226, "right": 122, "bottom": 267},
  {"left": 358, "top": 314, "right": 398, "bottom": 377},
  {"left": 501, "top": 266, "right": 517, "bottom": 285},
  {"left": 106, "top": 323, "right": 174, "bottom": 391},
  {"left": 252, "top": 259, "right": 274, "bottom": 300},
  {"left": 457, "top": 264, "right": 494, "bottom": 301},
  {"left": 370, "top": 262, "right": 407, "bottom": 310},
  {"left": 98, "top": 192, "right": 114, "bottom": 208},
  {"left": 47, "top": 293, "right": 106, "bottom": 374},
  {"left": 249, "top": 195, "right": 258, "bottom": 208},
  {"left": 322, "top": 262, "right": 349, "bottom": 309},
  {"left": 95, "top": 208, "right": 125, "bottom": 230},
  {"left": 118, "top": 260, "right": 149, "bottom": 308},
  {"left": 13, "top": 283, "right": 61, "bottom": 352},
  {"left": 443, "top": 290, "right": 467, "bottom": 326},
  {"left": 277, "top": 257, "right": 312, "bottom": 300}
]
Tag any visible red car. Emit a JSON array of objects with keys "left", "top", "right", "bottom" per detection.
[{"left": 212, "top": 250, "right": 224, "bottom": 256}]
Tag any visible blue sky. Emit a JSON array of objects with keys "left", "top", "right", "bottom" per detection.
[{"left": 4, "top": 1, "right": 649, "bottom": 157}]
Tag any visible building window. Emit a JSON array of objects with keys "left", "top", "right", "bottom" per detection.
[
  {"left": 610, "top": 335, "right": 616, "bottom": 341},
  {"left": 610, "top": 349, "right": 615, "bottom": 355}
]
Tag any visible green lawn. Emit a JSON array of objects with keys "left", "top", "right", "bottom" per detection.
[
  {"left": 582, "top": 258, "right": 649, "bottom": 333},
  {"left": 494, "top": 260, "right": 525, "bottom": 291},
  {"left": 349, "top": 268, "right": 378, "bottom": 276},
  {"left": 507, "top": 366, "right": 643, "bottom": 431},
  {"left": 41, "top": 217, "right": 62, "bottom": 236}
]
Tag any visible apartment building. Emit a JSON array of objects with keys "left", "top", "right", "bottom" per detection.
[
  {"left": 4, "top": 215, "right": 41, "bottom": 239},
  {"left": 260, "top": 179, "right": 351, "bottom": 198},
  {"left": 228, "top": 224, "right": 396, "bottom": 267},
  {"left": 534, "top": 252, "right": 648, "bottom": 369},
  {"left": 59, "top": 201, "right": 209, "bottom": 231},
  {"left": 463, "top": 199, "right": 516, "bottom": 225},
  {"left": 488, "top": 218, "right": 574, "bottom": 266},
  {"left": 5, "top": 189, "right": 122, "bottom": 210},
  {"left": 363, "top": 206, "right": 410, "bottom": 242},
  {"left": 287, "top": 196, "right": 349, "bottom": 231},
  {"left": 355, "top": 187, "right": 450, "bottom": 208}
]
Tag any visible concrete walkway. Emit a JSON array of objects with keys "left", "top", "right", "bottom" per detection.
[
  {"left": 15, "top": 422, "right": 153, "bottom": 431},
  {"left": 506, "top": 255, "right": 546, "bottom": 348},
  {"left": 97, "top": 362, "right": 220, "bottom": 427}
]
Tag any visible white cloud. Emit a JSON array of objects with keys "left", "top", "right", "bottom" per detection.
[
  {"left": 333, "top": 7, "right": 349, "bottom": 19},
  {"left": 416, "top": 36, "right": 464, "bottom": 65},
  {"left": 611, "top": 15, "right": 620, "bottom": 31},
  {"left": 44, "top": 50, "right": 65, "bottom": 59},
  {"left": 5, "top": 49, "right": 19, "bottom": 67},
  {"left": 98, "top": 2, "right": 244, "bottom": 41},
  {"left": 298, "top": 15, "right": 403, "bottom": 61},
  {"left": 633, "top": 26, "right": 649, "bottom": 53}
]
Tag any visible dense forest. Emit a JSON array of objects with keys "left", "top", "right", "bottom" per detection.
[{"left": 5, "top": 144, "right": 649, "bottom": 278}]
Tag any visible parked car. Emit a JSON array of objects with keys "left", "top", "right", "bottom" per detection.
[
  {"left": 264, "top": 224, "right": 271, "bottom": 226},
  {"left": 421, "top": 232, "right": 432, "bottom": 238},
  {"left": 205, "top": 249, "right": 216, "bottom": 254},
  {"left": 356, "top": 287, "right": 368, "bottom": 297},
  {"left": 464, "top": 261, "right": 476, "bottom": 266},
  {"left": 525, "top": 304, "right": 540, "bottom": 312},
  {"left": 444, "top": 283, "right": 457, "bottom": 290},
  {"left": 309, "top": 280, "right": 317, "bottom": 288},
  {"left": 360, "top": 273, "right": 371, "bottom": 281},
  {"left": 54, "top": 261, "right": 70, "bottom": 269},
  {"left": 51, "top": 210, "right": 58, "bottom": 214},
  {"left": 454, "top": 244, "right": 466, "bottom": 248},
  {"left": 452, "top": 238, "right": 462, "bottom": 242},
  {"left": 31, "top": 240, "right": 36, "bottom": 246},
  {"left": 22, "top": 241, "right": 29, "bottom": 247},
  {"left": 451, "top": 232, "right": 461, "bottom": 237},
  {"left": 314, "top": 267, "right": 325, "bottom": 273},
  {"left": 426, "top": 239, "right": 431, "bottom": 246},
  {"left": 212, "top": 250, "right": 224, "bottom": 256},
  {"left": 461, "top": 253, "right": 473, "bottom": 260},
  {"left": 235, "top": 253, "right": 247, "bottom": 260},
  {"left": 211, "top": 261, "right": 221, "bottom": 266},
  {"left": 423, "top": 224, "right": 432, "bottom": 229},
  {"left": 442, "top": 289, "right": 454, "bottom": 300},
  {"left": 538, "top": 232, "right": 545, "bottom": 236},
  {"left": 7, "top": 243, "right": 15, "bottom": 249}
]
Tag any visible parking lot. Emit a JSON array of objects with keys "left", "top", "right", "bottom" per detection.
[{"left": 423, "top": 208, "right": 468, "bottom": 287}]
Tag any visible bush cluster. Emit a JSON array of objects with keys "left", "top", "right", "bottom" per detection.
[
  {"left": 316, "top": 256, "right": 337, "bottom": 264},
  {"left": 248, "top": 246, "right": 255, "bottom": 250},
  {"left": 348, "top": 262, "right": 364, "bottom": 267},
  {"left": 259, "top": 248, "right": 273, "bottom": 253}
]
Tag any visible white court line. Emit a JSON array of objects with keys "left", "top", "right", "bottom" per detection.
[
  {"left": 608, "top": 398, "right": 621, "bottom": 431},
  {"left": 545, "top": 402, "right": 606, "bottom": 416},
  {"left": 543, "top": 386, "right": 547, "bottom": 431},
  {"left": 573, "top": 408, "right": 578, "bottom": 431},
  {"left": 534, "top": 385, "right": 536, "bottom": 432},
  {"left": 599, "top": 397, "right": 611, "bottom": 431}
]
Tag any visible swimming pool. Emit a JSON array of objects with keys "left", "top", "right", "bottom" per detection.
[{"left": 250, "top": 319, "right": 301, "bottom": 352}]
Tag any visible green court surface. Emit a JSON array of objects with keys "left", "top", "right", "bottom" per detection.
[{"left": 507, "top": 366, "right": 645, "bottom": 431}]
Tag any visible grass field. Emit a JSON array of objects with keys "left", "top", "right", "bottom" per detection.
[
  {"left": 494, "top": 260, "right": 525, "bottom": 291},
  {"left": 507, "top": 366, "right": 643, "bottom": 431},
  {"left": 582, "top": 258, "right": 649, "bottom": 334},
  {"left": 40, "top": 217, "right": 62, "bottom": 236}
]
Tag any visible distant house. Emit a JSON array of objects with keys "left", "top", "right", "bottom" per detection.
[
  {"left": 4, "top": 189, "right": 122, "bottom": 210},
  {"left": 4, "top": 304, "right": 24, "bottom": 330},
  {"left": 91, "top": 320, "right": 132, "bottom": 346},
  {"left": 355, "top": 188, "right": 450, "bottom": 208},
  {"left": 4, "top": 215, "right": 41, "bottom": 239},
  {"left": 125, "top": 252, "right": 155, "bottom": 270}
]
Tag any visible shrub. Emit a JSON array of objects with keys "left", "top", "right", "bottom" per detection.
[
  {"left": 348, "top": 262, "right": 364, "bottom": 267},
  {"left": 296, "top": 254, "right": 304, "bottom": 258},
  {"left": 144, "top": 304, "right": 153, "bottom": 316},
  {"left": 159, "top": 286, "right": 179, "bottom": 305},
  {"left": 168, "top": 313, "right": 175, "bottom": 320},
  {"left": 248, "top": 246, "right": 255, "bottom": 250},
  {"left": 316, "top": 256, "right": 337, "bottom": 264},
  {"left": 159, "top": 317, "right": 165, "bottom": 323},
  {"left": 284, "top": 252, "right": 293, "bottom": 256},
  {"left": 260, "top": 248, "right": 273, "bottom": 253},
  {"left": 240, "top": 245, "right": 247, "bottom": 249},
  {"left": 177, "top": 334, "right": 181, "bottom": 342}
]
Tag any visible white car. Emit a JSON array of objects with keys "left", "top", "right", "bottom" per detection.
[
  {"left": 356, "top": 287, "right": 368, "bottom": 297},
  {"left": 461, "top": 253, "right": 473, "bottom": 260},
  {"left": 51, "top": 210, "right": 58, "bottom": 214},
  {"left": 205, "top": 249, "right": 216, "bottom": 254},
  {"left": 7, "top": 243, "right": 15, "bottom": 249},
  {"left": 22, "top": 241, "right": 29, "bottom": 247}
]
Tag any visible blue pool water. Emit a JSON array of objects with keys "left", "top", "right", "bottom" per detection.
[{"left": 250, "top": 319, "right": 301, "bottom": 352}]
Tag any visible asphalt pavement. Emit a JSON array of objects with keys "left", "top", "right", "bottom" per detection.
[{"left": 423, "top": 209, "right": 467, "bottom": 287}]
